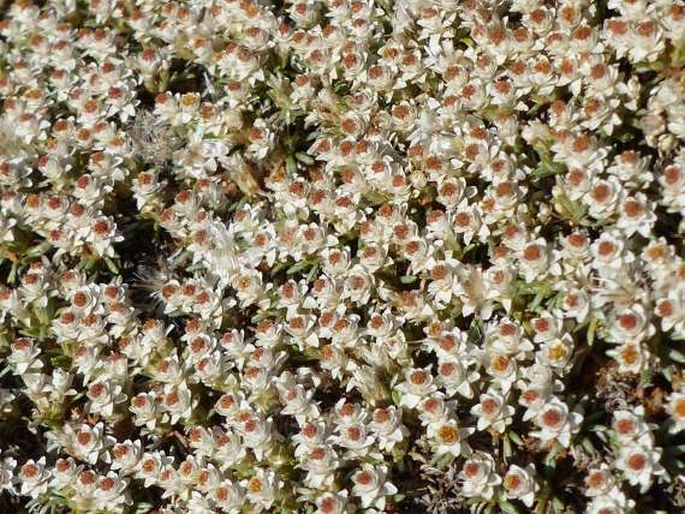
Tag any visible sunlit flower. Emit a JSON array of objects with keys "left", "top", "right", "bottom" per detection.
[
  {"left": 615, "top": 443, "right": 665, "bottom": 493},
  {"left": 351, "top": 464, "right": 397, "bottom": 510}
]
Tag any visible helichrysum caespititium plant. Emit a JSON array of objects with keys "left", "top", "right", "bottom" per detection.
[{"left": 1, "top": 0, "right": 685, "bottom": 513}]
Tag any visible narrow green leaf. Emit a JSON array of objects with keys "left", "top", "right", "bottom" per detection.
[
  {"left": 294, "top": 152, "right": 314, "bottom": 164},
  {"left": 499, "top": 500, "right": 521, "bottom": 514},
  {"left": 285, "top": 156, "right": 297, "bottom": 174},
  {"left": 668, "top": 348, "right": 685, "bottom": 364},
  {"left": 666, "top": 444, "right": 685, "bottom": 455},
  {"left": 508, "top": 431, "right": 523, "bottom": 446},
  {"left": 581, "top": 437, "right": 597, "bottom": 456},
  {"left": 287, "top": 260, "right": 311, "bottom": 275},
  {"left": 105, "top": 256, "right": 120, "bottom": 274},
  {"left": 587, "top": 317, "right": 597, "bottom": 347}
]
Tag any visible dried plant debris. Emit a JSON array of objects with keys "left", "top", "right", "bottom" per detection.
[{"left": 126, "top": 110, "right": 185, "bottom": 169}]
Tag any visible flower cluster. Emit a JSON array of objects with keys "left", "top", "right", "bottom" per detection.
[{"left": 1, "top": 0, "right": 685, "bottom": 512}]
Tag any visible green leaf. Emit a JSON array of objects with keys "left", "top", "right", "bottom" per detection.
[
  {"left": 134, "top": 502, "right": 154, "bottom": 514},
  {"left": 508, "top": 431, "right": 523, "bottom": 446},
  {"left": 641, "top": 368, "right": 654, "bottom": 386},
  {"left": 499, "top": 500, "right": 521, "bottom": 514},
  {"left": 587, "top": 317, "right": 597, "bottom": 347},
  {"left": 306, "top": 263, "right": 320, "bottom": 283},
  {"left": 554, "top": 193, "right": 588, "bottom": 225},
  {"left": 581, "top": 436, "right": 597, "bottom": 456},
  {"left": 400, "top": 275, "right": 417, "bottom": 284},
  {"left": 27, "top": 241, "right": 52, "bottom": 258},
  {"left": 532, "top": 161, "right": 566, "bottom": 180},
  {"left": 285, "top": 156, "right": 297, "bottom": 174},
  {"left": 666, "top": 444, "right": 685, "bottom": 455},
  {"left": 551, "top": 496, "right": 565, "bottom": 513},
  {"left": 287, "top": 259, "right": 312, "bottom": 275},
  {"left": 668, "top": 348, "right": 685, "bottom": 364},
  {"left": 617, "top": 131, "right": 635, "bottom": 143},
  {"left": 271, "top": 261, "right": 287, "bottom": 275},
  {"left": 105, "top": 256, "right": 120, "bottom": 274},
  {"left": 50, "top": 354, "right": 72, "bottom": 370},
  {"left": 530, "top": 283, "right": 551, "bottom": 311},
  {"left": 536, "top": 499, "right": 548, "bottom": 514},
  {"left": 7, "top": 261, "right": 19, "bottom": 284},
  {"left": 432, "top": 452, "right": 455, "bottom": 469},
  {"left": 503, "top": 435, "right": 513, "bottom": 457},
  {"left": 294, "top": 152, "right": 314, "bottom": 164}
]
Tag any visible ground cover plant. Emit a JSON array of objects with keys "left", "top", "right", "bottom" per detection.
[{"left": 1, "top": 0, "right": 685, "bottom": 512}]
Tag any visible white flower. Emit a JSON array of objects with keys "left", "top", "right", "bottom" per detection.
[
  {"left": 519, "top": 238, "right": 551, "bottom": 282},
  {"left": 586, "top": 486, "right": 636, "bottom": 513},
  {"left": 298, "top": 445, "right": 340, "bottom": 488},
  {"left": 394, "top": 366, "right": 437, "bottom": 409},
  {"left": 606, "top": 342, "right": 649, "bottom": 375},
  {"left": 211, "top": 479, "right": 244, "bottom": 513},
  {"left": 129, "top": 392, "right": 159, "bottom": 429},
  {"left": 85, "top": 216, "right": 122, "bottom": 258},
  {"left": 238, "top": 414, "right": 275, "bottom": 461},
  {"left": 351, "top": 464, "right": 398, "bottom": 510},
  {"left": 503, "top": 464, "right": 538, "bottom": 507},
  {"left": 68, "top": 422, "right": 114, "bottom": 465},
  {"left": 470, "top": 390, "right": 515, "bottom": 434},
  {"left": 86, "top": 379, "right": 127, "bottom": 418},
  {"left": 615, "top": 443, "right": 665, "bottom": 493},
  {"left": 161, "top": 382, "right": 196, "bottom": 425},
  {"left": 8, "top": 338, "right": 43, "bottom": 374},
  {"left": 536, "top": 334, "right": 575, "bottom": 370},
  {"left": 611, "top": 407, "right": 653, "bottom": 445},
  {"left": 615, "top": 193, "right": 656, "bottom": 237},
  {"left": 94, "top": 472, "right": 129, "bottom": 512},
  {"left": 436, "top": 357, "right": 480, "bottom": 399},
  {"left": 426, "top": 257, "right": 459, "bottom": 308},
  {"left": 417, "top": 394, "right": 452, "bottom": 427},
  {"left": 314, "top": 490, "right": 349, "bottom": 514},
  {"left": 111, "top": 440, "right": 143, "bottom": 475},
  {"left": 18, "top": 457, "right": 50, "bottom": 497},
  {"left": 427, "top": 418, "right": 474, "bottom": 458},
  {"left": 484, "top": 318, "right": 533, "bottom": 356},
  {"left": 342, "top": 264, "right": 375, "bottom": 306},
  {"left": 0, "top": 455, "right": 16, "bottom": 492},
  {"left": 584, "top": 464, "right": 617, "bottom": 498},
  {"left": 665, "top": 389, "right": 685, "bottom": 433},
  {"left": 276, "top": 372, "right": 319, "bottom": 425},
  {"left": 242, "top": 468, "right": 282, "bottom": 511},
  {"left": 483, "top": 351, "right": 518, "bottom": 393},
  {"left": 213, "top": 430, "right": 247, "bottom": 471},
  {"left": 531, "top": 398, "right": 583, "bottom": 448},
  {"left": 459, "top": 453, "right": 501, "bottom": 501},
  {"left": 369, "top": 406, "right": 407, "bottom": 452},
  {"left": 136, "top": 452, "right": 172, "bottom": 488},
  {"left": 51, "top": 457, "right": 80, "bottom": 489}
]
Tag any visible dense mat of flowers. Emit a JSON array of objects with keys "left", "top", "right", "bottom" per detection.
[{"left": 1, "top": 0, "right": 685, "bottom": 512}]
